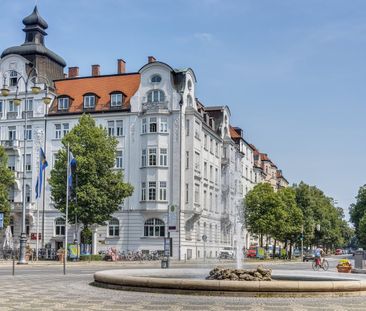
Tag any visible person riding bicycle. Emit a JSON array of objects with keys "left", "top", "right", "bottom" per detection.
[{"left": 314, "top": 246, "right": 325, "bottom": 266}]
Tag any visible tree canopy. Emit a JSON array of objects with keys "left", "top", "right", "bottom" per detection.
[
  {"left": 350, "top": 185, "right": 366, "bottom": 247},
  {"left": 0, "top": 146, "right": 15, "bottom": 228},
  {"left": 49, "top": 114, "right": 134, "bottom": 230}
]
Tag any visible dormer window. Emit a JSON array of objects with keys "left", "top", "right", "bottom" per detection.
[
  {"left": 83, "top": 94, "right": 96, "bottom": 109},
  {"left": 58, "top": 97, "right": 69, "bottom": 111},
  {"left": 151, "top": 74, "right": 162, "bottom": 83},
  {"left": 147, "top": 90, "right": 165, "bottom": 103},
  {"left": 110, "top": 93, "right": 123, "bottom": 107}
]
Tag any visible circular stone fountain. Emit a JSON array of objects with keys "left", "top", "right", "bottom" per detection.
[{"left": 93, "top": 268, "right": 366, "bottom": 297}]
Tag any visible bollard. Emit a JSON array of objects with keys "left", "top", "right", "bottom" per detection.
[{"left": 12, "top": 254, "right": 15, "bottom": 276}]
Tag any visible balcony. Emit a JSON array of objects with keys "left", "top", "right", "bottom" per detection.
[
  {"left": 185, "top": 207, "right": 202, "bottom": 231},
  {"left": 1, "top": 140, "right": 20, "bottom": 149},
  {"left": 22, "top": 111, "right": 33, "bottom": 119},
  {"left": 221, "top": 156, "right": 229, "bottom": 166},
  {"left": 142, "top": 101, "right": 168, "bottom": 112},
  {"left": 6, "top": 112, "right": 18, "bottom": 120}
]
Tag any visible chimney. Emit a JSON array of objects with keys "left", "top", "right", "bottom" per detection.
[
  {"left": 92, "top": 64, "right": 100, "bottom": 76},
  {"left": 68, "top": 67, "right": 79, "bottom": 78},
  {"left": 148, "top": 56, "right": 156, "bottom": 63},
  {"left": 117, "top": 59, "right": 126, "bottom": 74}
]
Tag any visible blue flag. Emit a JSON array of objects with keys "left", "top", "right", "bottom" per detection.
[
  {"left": 69, "top": 151, "right": 77, "bottom": 191},
  {"left": 35, "top": 148, "right": 48, "bottom": 199}
]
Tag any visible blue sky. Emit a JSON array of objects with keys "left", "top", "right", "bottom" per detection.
[{"left": 1, "top": 0, "right": 365, "bottom": 217}]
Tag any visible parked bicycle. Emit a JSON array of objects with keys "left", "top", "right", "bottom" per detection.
[{"left": 312, "top": 257, "right": 329, "bottom": 271}]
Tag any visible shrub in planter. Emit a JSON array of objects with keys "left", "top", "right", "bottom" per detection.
[
  {"left": 336, "top": 259, "right": 352, "bottom": 273},
  {"left": 79, "top": 254, "right": 103, "bottom": 261}
]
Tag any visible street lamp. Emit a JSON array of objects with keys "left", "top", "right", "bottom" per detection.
[{"left": 2, "top": 67, "right": 52, "bottom": 264}]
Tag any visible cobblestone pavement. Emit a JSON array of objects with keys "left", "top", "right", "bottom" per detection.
[{"left": 1, "top": 272, "right": 366, "bottom": 311}]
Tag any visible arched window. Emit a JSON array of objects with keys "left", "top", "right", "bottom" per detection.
[
  {"left": 10, "top": 217, "right": 14, "bottom": 235},
  {"left": 55, "top": 218, "right": 65, "bottom": 236},
  {"left": 108, "top": 218, "right": 120, "bottom": 237},
  {"left": 25, "top": 217, "right": 30, "bottom": 236},
  {"left": 147, "top": 90, "right": 165, "bottom": 103},
  {"left": 187, "top": 95, "right": 193, "bottom": 107},
  {"left": 144, "top": 218, "right": 165, "bottom": 237},
  {"left": 26, "top": 184, "right": 31, "bottom": 203},
  {"left": 151, "top": 74, "right": 162, "bottom": 83},
  {"left": 187, "top": 80, "right": 192, "bottom": 90}
]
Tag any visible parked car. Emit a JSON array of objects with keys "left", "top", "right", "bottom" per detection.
[
  {"left": 293, "top": 249, "right": 301, "bottom": 257},
  {"left": 246, "top": 247, "right": 257, "bottom": 258},
  {"left": 218, "top": 248, "right": 234, "bottom": 259},
  {"left": 303, "top": 250, "right": 315, "bottom": 262},
  {"left": 335, "top": 249, "right": 343, "bottom": 255}
]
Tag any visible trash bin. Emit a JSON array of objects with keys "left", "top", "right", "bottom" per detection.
[
  {"left": 354, "top": 250, "right": 364, "bottom": 269},
  {"left": 161, "top": 256, "right": 169, "bottom": 269}
]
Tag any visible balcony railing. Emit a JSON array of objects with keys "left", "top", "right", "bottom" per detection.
[
  {"left": 142, "top": 101, "right": 168, "bottom": 112},
  {"left": 22, "top": 111, "right": 33, "bottom": 119},
  {"left": 6, "top": 112, "right": 18, "bottom": 120},
  {"left": 1, "top": 140, "right": 20, "bottom": 149}
]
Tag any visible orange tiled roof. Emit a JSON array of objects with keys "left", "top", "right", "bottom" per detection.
[
  {"left": 49, "top": 73, "right": 141, "bottom": 114},
  {"left": 229, "top": 126, "right": 241, "bottom": 139}
]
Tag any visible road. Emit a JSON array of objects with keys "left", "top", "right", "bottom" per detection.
[{"left": 0, "top": 255, "right": 365, "bottom": 310}]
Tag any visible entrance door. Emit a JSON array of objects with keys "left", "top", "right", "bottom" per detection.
[{"left": 55, "top": 241, "right": 63, "bottom": 251}]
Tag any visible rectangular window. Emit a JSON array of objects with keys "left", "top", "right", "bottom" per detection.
[
  {"left": 215, "top": 142, "right": 219, "bottom": 156},
  {"left": 203, "top": 190, "right": 207, "bottom": 209},
  {"left": 215, "top": 168, "right": 218, "bottom": 184},
  {"left": 209, "top": 193, "right": 213, "bottom": 211},
  {"left": 159, "top": 148, "right": 167, "bottom": 166},
  {"left": 149, "top": 117, "right": 157, "bottom": 133},
  {"left": 115, "top": 150, "right": 123, "bottom": 168},
  {"left": 8, "top": 155, "right": 15, "bottom": 171},
  {"left": 23, "top": 125, "right": 32, "bottom": 140},
  {"left": 159, "top": 181, "right": 167, "bottom": 201},
  {"left": 141, "top": 182, "right": 146, "bottom": 201},
  {"left": 23, "top": 154, "right": 32, "bottom": 171},
  {"left": 194, "top": 152, "right": 200, "bottom": 171},
  {"left": 185, "top": 183, "right": 189, "bottom": 203},
  {"left": 108, "top": 121, "right": 115, "bottom": 136},
  {"left": 194, "top": 184, "right": 200, "bottom": 203},
  {"left": 84, "top": 95, "right": 95, "bottom": 108},
  {"left": 8, "top": 100, "right": 17, "bottom": 113},
  {"left": 186, "top": 119, "right": 190, "bottom": 136},
  {"left": 210, "top": 165, "right": 213, "bottom": 181},
  {"left": 148, "top": 148, "right": 157, "bottom": 166},
  {"left": 8, "top": 126, "right": 16, "bottom": 140},
  {"left": 194, "top": 121, "right": 200, "bottom": 140},
  {"left": 55, "top": 124, "right": 61, "bottom": 139},
  {"left": 142, "top": 118, "right": 147, "bottom": 134},
  {"left": 25, "top": 99, "right": 33, "bottom": 112},
  {"left": 204, "top": 162, "right": 207, "bottom": 179},
  {"left": 148, "top": 182, "right": 156, "bottom": 200},
  {"left": 0, "top": 100, "right": 3, "bottom": 117},
  {"left": 141, "top": 149, "right": 147, "bottom": 167},
  {"left": 160, "top": 117, "right": 168, "bottom": 133},
  {"left": 111, "top": 93, "right": 123, "bottom": 107},
  {"left": 204, "top": 134, "right": 207, "bottom": 149},
  {"left": 63, "top": 123, "right": 69, "bottom": 136},
  {"left": 210, "top": 138, "right": 213, "bottom": 153},
  {"left": 186, "top": 151, "right": 189, "bottom": 169},
  {"left": 58, "top": 97, "right": 69, "bottom": 110},
  {"left": 9, "top": 70, "right": 17, "bottom": 87},
  {"left": 116, "top": 120, "right": 123, "bottom": 136}
]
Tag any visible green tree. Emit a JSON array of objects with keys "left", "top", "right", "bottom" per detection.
[
  {"left": 244, "top": 183, "right": 282, "bottom": 247},
  {"left": 350, "top": 185, "right": 366, "bottom": 240},
  {"left": 276, "top": 187, "right": 303, "bottom": 255},
  {"left": 49, "top": 114, "right": 133, "bottom": 238},
  {"left": 0, "top": 146, "right": 15, "bottom": 228}
]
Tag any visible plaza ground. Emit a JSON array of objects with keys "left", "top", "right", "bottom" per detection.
[{"left": 1, "top": 256, "right": 366, "bottom": 310}]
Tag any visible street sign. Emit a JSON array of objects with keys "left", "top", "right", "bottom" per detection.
[
  {"left": 202, "top": 234, "right": 207, "bottom": 242},
  {"left": 0, "top": 212, "right": 3, "bottom": 229}
]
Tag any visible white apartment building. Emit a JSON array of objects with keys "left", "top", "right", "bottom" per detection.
[{"left": 0, "top": 7, "right": 288, "bottom": 259}]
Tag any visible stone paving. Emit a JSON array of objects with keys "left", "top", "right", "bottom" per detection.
[{"left": 1, "top": 272, "right": 366, "bottom": 310}]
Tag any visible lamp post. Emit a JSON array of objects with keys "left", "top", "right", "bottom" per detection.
[{"left": 1, "top": 67, "right": 52, "bottom": 264}]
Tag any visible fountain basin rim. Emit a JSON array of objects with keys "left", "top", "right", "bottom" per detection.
[{"left": 93, "top": 269, "right": 366, "bottom": 294}]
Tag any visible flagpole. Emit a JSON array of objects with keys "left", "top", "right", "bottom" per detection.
[
  {"left": 64, "top": 143, "right": 70, "bottom": 275},
  {"left": 36, "top": 198, "right": 39, "bottom": 261}
]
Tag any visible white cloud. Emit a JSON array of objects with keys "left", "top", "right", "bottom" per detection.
[{"left": 193, "top": 32, "right": 214, "bottom": 42}]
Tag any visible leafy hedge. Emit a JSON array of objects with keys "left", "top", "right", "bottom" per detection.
[{"left": 79, "top": 254, "right": 103, "bottom": 261}]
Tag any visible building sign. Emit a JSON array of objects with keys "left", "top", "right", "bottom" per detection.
[
  {"left": 0, "top": 213, "right": 3, "bottom": 229},
  {"left": 168, "top": 205, "right": 177, "bottom": 231},
  {"left": 31, "top": 233, "right": 42, "bottom": 240}
]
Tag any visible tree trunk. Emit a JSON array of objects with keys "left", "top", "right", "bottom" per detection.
[
  {"left": 272, "top": 239, "right": 277, "bottom": 258},
  {"left": 289, "top": 241, "right": 293, "bottom": 259},
  {"left": 260, "top": 234, "right": 263, "bottom": 247}
]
